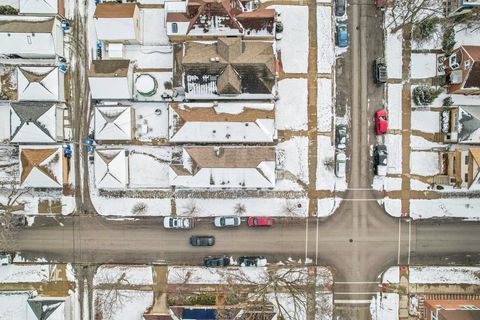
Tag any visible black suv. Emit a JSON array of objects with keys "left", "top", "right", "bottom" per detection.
[
  {"left": 374, "top": 57, "right": 387, "bottom": 84},
  {"left": 374, "top": 145, "right": 388, "bottom": 176},
  {"left": 204, "top": 255, "right": 230, "bottom": 267},
  {"left": 190, "top": 235, "right": 215, "bottom": 246}
]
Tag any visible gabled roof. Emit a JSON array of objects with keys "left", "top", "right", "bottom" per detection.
[
  {"left": 89, "top": 60, "right": 130, "bottom": 77},
  {"left": 10, "top": 102, "right": 58, "bottom": 143},
  {"left": 94, "top": 3, "right": 137, "bottom": 18},
  {"left": 94, "top": 106, "right": 132, "bottom": 141},
  {"left": 93, "top": 4, "right": 139, "bottom": 41},
  {"left": 88, "top": 60, "right": 131, "bottom": 99},
  {"left": 457, "top": 106, "right": 480, "bottom": 143},
  {"left": 185, "top": 146, "right": 275, "bottom": 168},
  {"left": 20, "top": 146, "right": 63, "bottom": 188},
  {"left": 0, "top": 16, "right": 55, "bottom": 33},
  {"left": 95, "top": 149, "right": 128, "bottom": 189},
  {"left": 17, "top": 67, "right": 59, "bottom": 101},
  {"left": 20, "top": 0, "right": 58, "bottom": 15}
]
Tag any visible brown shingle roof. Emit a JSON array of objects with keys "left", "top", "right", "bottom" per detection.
[
  {"left": 89, "top": 60, "right": 130, "bottom": 77},
  {"left": 0, "top": 18, "right": 54, "bottom": 33},
  {"left": 463, "top": 46, "right": 480, "bottom": 61},
  {"left": 94, "top": 3, "right": 137, "bottom": 18},
  {"left": 464, "top": 61, "right": 480, "bottom": 89},
  {"left": 20, "top": 148, "right": 59, "bottom": 184},
  {"left": 236, "top": 9, "right": 276, "bottom": 19},
  {"left": 170, "top": 103, "right": 274, "bottom": 122},
  {"left": 166, "top": 12, "right": 190, "bottom": 22},
  {"left": 185, "top": 146, "right": 275, "bottom": 168},
  {"left": 470, "top": 148, "right": 480, "bottom": 165},
  {"left": 217, "top": 65, "right": 241, "bottom": 94}
]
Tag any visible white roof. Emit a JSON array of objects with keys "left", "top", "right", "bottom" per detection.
[
  {"left": 10, "top": 103, "right": 57, "bottom": 143},
  {"left": 94, "top": 18, "right": 137, "bottom": 41},
  {"left": 20, "top": 0, "right": 58, "bottom": 14},
  {"left": 17, "top": 67, "right": 59, "bottom": 101},
  {"left": 165, "top": 1, "right": 187, "bottom": 13},
  {"left": 95, "top": 149, "right": 128, "bottom": 189},
  {"left": 94, "top": 106, "right": 132, "bottom": 140},
  {"left": 89, "top": 77, "right": 131, "bottom": 99},
  {"left": 20, "top": 145, "right": 63, "bottom": 188}
]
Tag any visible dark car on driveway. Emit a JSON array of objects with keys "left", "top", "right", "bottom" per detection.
[
  {"left": 374, "top": 145, "right": 388, "bottom": 176},
  {"left": 204, "top": 255, "right": 230, "bottom": 267},
  {"left": 190, "top": 235, "right": 215, "bottom": 246},
  {"left": 335, "top": 0, "right": 346, "bottom": 17},
  {"left": 239, "top": 256, "right": 267, "bottom": 267}
]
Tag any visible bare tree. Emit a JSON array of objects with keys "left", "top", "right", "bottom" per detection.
[
  {"left": 93, "top": 270, "right": 134, "bottom": 320},
  {"left": 131, "top": 202, "right": 148, "bottom": 215},
  {"left": 386, "top": 0, "right": 444, "bottom": 33},
  {"left": 282, "top": 200, "right": 302, "bottom": 217},
  {"left": 234, "top": 203, "right": 247, "bottom": 216},
  {"left": 181, "top": 200, "right": 200, "bottom": 217}
]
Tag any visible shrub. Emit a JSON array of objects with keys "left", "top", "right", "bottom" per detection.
[
  {"left": 413, "top": 18, "right": 440, "bottom": 42},
  {"left": 442, "top": 26, "right": 456, "bottom": 54},
  {"left": 413, "top": 86, "right": 443, "bottom": 106},
  {"left": 442, "top": 96, "right": 453, "bottom": 107},
  {"left": 0, "top": 5, "right": 18, "bottom": 15}
]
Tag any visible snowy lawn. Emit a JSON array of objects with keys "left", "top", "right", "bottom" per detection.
[
  {"left": 387, "top": 84, "right": 402, "bottom": 130},
  {"left": 370, "top": 293, "right": 399, "bottom": 320},
  {"left": 269, "top": 6, "right": 309, "bottom": 73},
  {"left": 317, "top": 78, "right": 333, "bottom": 132},
  {"left": 409, "top": 266, "right": 480, "bottom": 284},
  {"left": 382, "top": 266, "right": 400, "bottom": 284},
  {"left": 410, "top": 179, "right": 431, "bottom": 191},
  {"left": 411, "top": 110, "right": 439, "bottom": 133},
  {"left": 168, "top": 266, "right": 268, "bottom": 285},
  {"left": 277, "top": 136, "right": 309, "bottom": 184},
  {"left": 410, "top": 151, "right": 439, "bottom": 176},
  {"left": 315, "top": 293, "right": 333, "bottom": 320},
  {"left": 411, "top": 25, "right": 442, "bottom": 50},
  {"left": 384, "top": 134, "right": 402, "bottom": 175},
  {"left": 410, "top": 53, "right": 437, "bottom": 79},
  {"left": 410, "top": 198, "right": 480, "bottom": 220},
  {"left": 385, "top": 28, "right": 403, "bottom": 79},
  {"left": 133, "top": 102, "right": 169, "bottom": 141},
  {"left": 276, "top": 79, "right": 308, "bottom": 131},
  {"left": 124, "top": 45, "right": 173, "bottom": 69},
  {"left": 0, "top": 264, "right": 49, "bottom": 283},
  {"left": 0, "top": 292, "right": 32, "bottom": 320},
  {"left": 94, "top": 265, "right": 153, "bottom": 286},
  {"left": 410, "top": 135, "right": 446, "bottom": 150},
  {"left": 317, "top": 6, "right": 334, "bottom": 74},
  {"left": 142, "top": 8, "right": 169, "bottom": 45},
  {"left": 316, "top": 135, "right": 348, "bottom": 191},
  {"left": 317, "top": 198, "right": 342, "bottom": 217},
  {"left": 94, "top": 290, "right": 153, "bottom": 320},
  {"left": 382, "top": 198, "right": 402, "bottom": 217},
  {"left": 128, "top": 147, "right": 172, "bottom": 188},
  {"left": 384, "top": 177, "right": 402, "bottom": 191},
  {"left": 92, "top": 196, "right": 171, "bottom": 216},
  {"left": 454, "top": 24, "right": 480, "bottom": 47},
  {"left": 0, "top": 103, "right": 9, "bottom": 141}
]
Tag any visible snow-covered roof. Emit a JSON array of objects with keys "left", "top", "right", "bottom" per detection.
[
  {"left": 88, "top": 60, "right": 132, "bottom": 99},
  {"left": 94, "top": 106, "right": 133, "bottom": 141},
  {"left": 10, "top": 102, "right": 60, "bottom": 143},
  {"left": 170, "top": 146, "right": 276, "bottom": 188},
  {"left": 27, "top": 296, "right": 66, "bottom": 320},
  {"left": 95, "top": 149, "right": 128, "bottom": 189},
  {"left": 169, "top": 102, "right": 276, "bottom": 143},
  {"left": 94, "top": 3, "right": 139, "bottom": 42},
  {"left": 20, "top": 146, "right": 63, "bottom": 188},
  {"left": 457, "top": 106, "right": 480, "bottom": 144},
  {"left": 19, "top": 0, "right": 58, "bottom": 15},
  {"left": 17, "top": 67, "right": 59, "bottom": 101}
]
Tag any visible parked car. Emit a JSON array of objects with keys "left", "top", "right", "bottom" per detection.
[
  {"left": 336, "top": 124, "right": 347, "bottom": 149},
  {"left": 190, "top": 235, "right": 215, "bottom": 246},
  {"left": 374, "top": 57, "right": 387, "bottom": 84},
  {"left": 214, "top": 216, "right": 241, "bottom": 228},
  {"left": 335, "top": 151, "right": 346, "bottom": 178},
  {"left": 375, "top": 109, "right": 388, "bottom": 135},
  {"left": 336, "top": 23, "right": 348, "bottom": 48},
  {"left": 163, "top": 217, "right": 194, "bottom": 229},
  {"left": 335, "top": 0, "right": 346, "bottom": 17},
  {"left": 247, "top": 217, "right": 273, "bottom": 227},
  {"left": 0, "top": 215, "right": 27, "bottom": 229},
  {"left": 0, "top": 254, "right": 12, "bottom": 266},
  {"left": 374, "top": 145, "right": 388, "bottom": 176},
  {"left": 239, "top": 256, "right": 267, "bottom": 267},
  {"left": 204, "top": 255, "right": 230, "bottom": 267}
]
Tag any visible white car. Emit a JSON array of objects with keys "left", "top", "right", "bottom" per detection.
[
  {"left": 163, "top": 217, "right": 194, "bottom": 229},
  {"left": 214, "top": 216, "right": 241, "bottom": 228},
  {"left": 336, "top": 151, "right": 346, "bottom": 178}
]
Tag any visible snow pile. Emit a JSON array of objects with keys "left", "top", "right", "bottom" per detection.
[
  {"left": 317, "top": 78, "right": 333, "bottom": 132},
  {"left": 278, "top": 136, "right": 309, "bottom": 184},
  {"left": 317, "top": 6, "right": 334, "bottom": 73},
  {"left": 409, "top": 266, "right": 480, "bottom": 284},
  {"left": 382, "top": 266, "right": 400, "bottom": 284},
  {"left": 410, "top": 151, "right": 439, "bottom": 176},
  {"left": 276, "top": 79, "right": 308, "bottom": 131},
  {"left": 370, "top": 293, "right": 399, "bottom": 320},
  {"left": 410, "top": 198, "right": 480, "bottom": 220},
  {"left": 410, "top": 53, "right": 437, "bottom": 79},
  {"left": 384, "top": 134, "right": 402, "bottom": 175},
  {"left": 317, "top": 198, "right": 342, "bottom": 217},
  {"left": 94, "top": 265, "right": 153, "bottom": 286},
  {"left": 411, "top": 111, "right": 440, "bottom": 133},
  {"left": 387, "top": 84, "right": 403, "bottom": 130}
]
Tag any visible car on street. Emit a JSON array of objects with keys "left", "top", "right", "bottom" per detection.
[
  {"left": 0, "top": 254, "right": 12, "bottom": 266},
  {"left": 214, "top": 216, "right": 241, "bottom": 228},
  {"left": 336, "top": 23, "right": 348, "bottom": 48},
  {"left": 204, "top": 255, "right": 231, "bottom": 267},
  {"left": 335, "top": 0, "right": 346, "bottom": 17},
  {"left": 336, "top": 124, "right": 347, "bottom": 149},
  {"left": 335, "top": 151, "right": 346, "bottom": 178},
  {"left": 374, "top": 57, "right": 387, "bottom": 84},
  {"left": 374, "top": 145, "right": 388, "bottom": 176},
  {"left": 375, "top": 109, "right": 388, "bottom": 135},
  {"left": 163, "top": 217, "right": 194, "bottom": 229},
  {"left": 248, "top": 217, "right": 273, "bottom": 227},
  {"left": 190, "top": 235, "right": 215, "bottom": 246},
  {"left": 239, "top": 256, "right": 267, "bottom": 267}
]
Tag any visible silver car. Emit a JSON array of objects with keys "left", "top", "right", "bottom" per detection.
[
  {"left": 214, "top": 216, "right": 241, "bottom": 228},
  {"left": 163, "top": 217, "right": 194, "bottom": 229},
  {"left": 336, "top": 151, "right": 346, "bottom": 178}
]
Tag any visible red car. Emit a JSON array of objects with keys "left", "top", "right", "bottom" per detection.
[
  {"left": 375, "top": 109, "right": 388, "bottom": 135},
  {"left": 248, "top": 217, "right": 273, "bottom": 227}
]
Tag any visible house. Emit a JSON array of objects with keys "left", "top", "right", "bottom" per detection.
[
  {"left": 176, "top": 37, "right": 276, "bottom": 100},
  {"left": 17, "top": 66, "right": 65, "bottom": 101},
  {"left": 444, "top": 46, "right": 480, "bottom": 95},
  {"left": 27, "top": 296, "right": 72, "bottom": 320},
  {"left": 169, "top": 146, "right": 276, "bottom": 188},
  {"left": 168, "top": 102, "right": 276, "bottom": 143},
  {"left": 88, "top": 60, "right": 133, "bottom": 100},
  {"left": 19, "top": 0, "right": 65, "bottom": 16},
  {"left": 94, "top": 3, "right": 141, "bottom": 44},
  {"left": 443, "top": 106, "right": 480, "bottom": 144},
  {"left": 424, "top": 299, "right": 480, "bottom": 320},
  {"left": 94, "top": 149, "right": 128, "bottom": 189},
  {"left": 446, "top": 0, "right": 480, "bottom": 17},
  {"left": 0, "top": 16, "right": 64, "bottom": 59},
  {"left": 19, "top": 145, "right": 63, "bottom": 188},
  {"left": 94, "top": 105, "right": 134, "bottom": 141},
  {"left": 165, "top": 0, "right": 275, "bottom": 41},
  {"left": 10, "top": 102, "right": 65, "bottom": 143}
]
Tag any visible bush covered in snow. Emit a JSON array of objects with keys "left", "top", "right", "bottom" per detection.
[
  {"left": 413, "top": 86, "right": 443, "bottom": 106},
  {"left": 413, "top": 18, "right": 440, "bottom": 42},
  {"left": 442, "top": 26, "right": 456, "bottom": 53},
  {"left": 0, "top": 6, "right": 18, "bottom": 15}
]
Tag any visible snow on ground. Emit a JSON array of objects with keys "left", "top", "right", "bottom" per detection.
[
  {"left": 92, "top": 196, "right": 171, "bottom": 216},
  {"left": 0, "top": 264, "right": 49, "bottom": 283},
  {"left": 316, "top": 135, "right": 348, "bottom": 191},
  {"left": 384, "top": 134, "right": 402, "bottom": 175},
  {"left": 410, "top": 53, "right": 437, "bottom": 79},
  {"left": 382, "top": 198, "right": 402, "bottom": 217},
  {"left": 410, "top": 151, "right": 439, "bottom": 176},
  {"left": 370, "top": 293, "right": 399, "bottom": 320},
  {"left": 94, "top": 265, "right": 153, "bottom": 286},
  {"left": 87, "top": 0, "right": 98, "bottom": 62},
  {"left": 317, "top": 198, "right": 342, "bottom": 217},
  {"left": 133, "top": 102, "right": 169, "bottom": 141},
  {"left": 277, "top": 136, "right": 309, "bottom": 184},
  {"left": 454, "top": 24, "right": 480, "bottom": 47},
  {"left": 411, "top": 110, "right": 439, "bottom": 133},
  {"left": 410, "top": 135, "right": 446, "bottom": 150},
  {"left": 382, "top": 266, "right": 400, "bottom": 284},
  {"left": 384, "top": 177, "right": 402, "bottom": 191},
  {"left": 267, "top": 292, "right": 307, "bottom": 320},
  {"left": 387, "top": 84, "right": 402, "bottom": 130},
  {"left": 315, "top": 293, "right": 333, "bottom": 320},
  {"left": 410, "top": 198, "right": 480, "bottom": 220},
  {"left": 128, "top": 147, "right": 172, "bottom": 188},
  {"left": 94, "top": 290, "right": 153, "bottom": 320},
  {"left": 409, "top": 266, "right": 480, "bottom": 284},
  {"left": 168, "top": 266, "right": 268, "bottom": 285},
  {"left": 410, "top": 179, "right": 431, "bottom": 191},
  {"left": 0, "top": 103, "right": 9, "bottom": 141},
  {"left": 142, "top": 8, "right": 169, "bottom": 45},
  {"left": 411, "top": 25, "right": 443, "bottom": 50},
  {"left": 134, "top": 72, "right": 173, "bottom": 101},
  {"left": 269, "top": 6, "right": 309, "bottom": 73},
  {"left": 317, "top": 6, "right": 334, "bottom": 74},
  {"left": 0, "top": 291, "right": 33, "bottom": 320},
  {"left": 385, "top": 28, "right": 403, "bottom": 79},
  {"left": 276, "top": 79, "right": 308, "bottom": 131},
  {"left": 124, "top": 45, "right": 173, "bottom": 69},
  {"left": 411, "top": 86, "right": 480, "bottom": 108},
  {"left": 317, "top": 78, "right": 333, "bottom": 132},
  {"left": 175, "top": 198, "right": 308, "bottom": 217}
]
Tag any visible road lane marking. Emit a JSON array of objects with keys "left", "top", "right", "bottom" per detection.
[
  {"left": 408, "top": 219, "right": 411, "bottom": 265},
  {"left": 397, "top": 219, "right": 401, "bottom": 264}
]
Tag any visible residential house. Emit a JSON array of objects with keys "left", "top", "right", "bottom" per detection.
[
  {"left": 27, "top": 296, "right": 72, "bottom": 320},
  {"left": 168, "top": 102, "right": 276, "bottom": 143},
  {"left": 19, "top": 0, "right": 65, "bottom": 16},
  {"left": 443, "top": 106, "right": 480, "bottom": 144},
  {"left": 444, "top": 46, "right": 480, "bottom": 95},
  {"left": 169, "top": 146, "right": 276, "bottom": 188},
  {"left": 446, "top": 0, "right": 480, "bottom": 17},
  {"left": 10, "top": 102, "right": 65, "bottom": 143},
  {"left": 424, "top": 299, "right": 480, "bottom": 320},
  {"left": 17, "top": 66, "right": 65, "bottom": 101},
  {"left": 94, "top": 105, "right": 134, "bottom": 141},
  {"left": 176, "top": 37, "right": 276, "bottom": 100},
  {"left": 94, "top": 149, "right": 128, "bottom": 189},
  {"left": 165, "top": 0, "right": 275, "bottom": 41},
  {"left": 94, "top": 3, "right": 141, "bottom": 44},
  {"left": 88, "top": 60, "right": 133, "bottom": 100},
  {"left": 19, "top": 145, "right": 63, "bottom": 188},
  {"left": 0, "top": 16, "right": 64, "bottom": 59}
]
